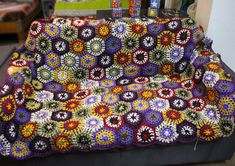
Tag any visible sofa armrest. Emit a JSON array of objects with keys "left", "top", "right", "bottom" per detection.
[
  {"left": 0, "top": 47, "right": 35, "bottom": 122},
  {"left": 190, "top": 41, "right": 235, "bottom": 120}
]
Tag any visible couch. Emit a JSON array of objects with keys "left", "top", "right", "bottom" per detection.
[{"left": 0, "top": 17, "right": 235, "bottom": 163}]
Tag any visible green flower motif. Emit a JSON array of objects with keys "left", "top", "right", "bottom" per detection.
[
  {"left": 37, "top": 65, "right": 54, "bottom": 83},
  {"left": 184, "top": 65, "right": 195, "bottom": 79},
  {"left": 25, "top": 99, "right": 42, "bottom": 112},
  {"left": 114, "top": 101, "right": 131, "bottom": 115},
  {"left": 219, "top": 118, "right": 234, "bottom": 137},
  {"left": 122, "top": 36, "right": 139, "bottom": 52},
  {"left": 151, "top": 74, "right": 167, "bottom": 83},
  {"left": 72, "top": 130, "right": 95, "bottom": 149},
  {"left": 61, "top": 26, "right": 78, "bottom": 41},
  {"left": 184, "top": 109, "right": 202, "bottom": 125},
  {"left": 183, "top": 18, "right": 197, "bottom": 29},
  {"left": 21, "top": 52, "right": 35, "bottom": 61},
  {"left": 175, "top": 88, "right": 193, "bottom": 100},
  {"left": 73, "top": 68, "right": 89, "bottom": 83},
  {"left": 73, "top": 108, "right": 90, "bottom": 119},
  {"left": 38, "top": 121, "right": 59, "bottom": 138},
  {"left": 150, "top": 48, "right": 166, "bottom": 65},
  {"left": 19, "top": 67, "right": 32, "bottom": 82},
  {"left": 92, "top": 87, "right": 109, "bottom": 95},
  {"left": 145, "top": 82, "right": 162, "bottom": 90},
  {"left": 106, "top": 66, "right": 123, "bottom": 80},
  {"left": 61, "top": 53, "right": 79, "bottom": 71},
  {"left": 45, "top": 100, "right": 62, "bottom": 112},
  {"left": 87, "top": 37, "right": 105, "bottom": 56},
  {"left": 36, "top": 34, "right": 52, "bottom": 54}
]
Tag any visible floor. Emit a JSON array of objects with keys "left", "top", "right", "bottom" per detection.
[{"left": 0, "top": 39, "right": 235, "bottom": 166}]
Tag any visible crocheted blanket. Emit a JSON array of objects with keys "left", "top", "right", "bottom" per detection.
[{"left": 0, "top": 17, "right": 235, "bottom": 160}]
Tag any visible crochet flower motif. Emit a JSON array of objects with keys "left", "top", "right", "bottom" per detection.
[
  {"left": 203, "top": 71, "right": 219, "bottom": 88},
  {"left": 150, "top": 97, "right": 170, "bottom": 112},
  {"left": 1, "top": 17, "right": 235, "bottom": 159},
  {"left": 117, "top": 127, "right": 134, "bottom": 145},
  {"left": 35, "top": 90, "right": 53, "bottom": 103},
  {"left": 30, "top": 21, "right": 43, "bottom": 36},
  {"left": 155, "top": 121, "right": 179, "bottom": 144},
  {"left": 0, "top": 95, "right": 16, "bottom": 121},
  {"left": 136, "top": 125, "right": 155, "bottom": 144},
  {"left": 87, "top": 37, "right": 105, "bottom": 56},
  {"left": 112, "top": 22, "right": 130, "bottom": 39},
  {"left": 166, "top": 45, "right": 184, "bottom": 63},
  {"left": 197, "top": 120, "right": 221, "bottom": 141}
]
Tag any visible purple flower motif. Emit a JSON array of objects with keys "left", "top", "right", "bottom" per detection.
[
  {"left": 177, "top": 121, "right": 196, "bottom": 143},
  {"left": 147, "top": 23, "right": 163, "bottom": 35},
  {"left": 193, "top": 56, "right": 210, "bottom": 68},
  {"left": 145, "top": 111, "right": 163, "bottom": 126},
  {"left": 117, "top": 126, "right": 134, "bottom": 145},
  {"left": 78, "top": 26, "right": 95, "bottom": 41},
  {"left": 105, "top": 36, "right": 122, "bottom": 54},
  {"left": 162, "top": 81, "right": 180, "bottom": 89},
  {"left": 15, "top": 108, "right": 31, "bottom": 124},
  {"left": 184, "top": 44, "right": 195, "bottom": 60},
  {"left": 192, "top": 83, "right": 206, "bottom": 97},
  {"left": 8, "top": 73, "right": 24, "bottom": 86},
  {"left": 45, "top": 82, "right": 63, "bottom": 93},
  {"left": 165, "top": 19, "right": 182, "bottom": 32},
  {"left": 215, "top": 80, "right": 235, "bottom": 94},
  {"left": 29, "top": 136, "right": 51, "bottom": 153}
]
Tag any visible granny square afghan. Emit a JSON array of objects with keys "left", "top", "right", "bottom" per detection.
[{"left": 0, "top": 17, "right": 235, "bottom": 159}]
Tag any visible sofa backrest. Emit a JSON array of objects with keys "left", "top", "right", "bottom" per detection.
[{"left": 24, "top": 17, "right": 204, "bottom": 85}]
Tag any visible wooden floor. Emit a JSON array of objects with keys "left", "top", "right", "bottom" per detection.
[{"left": 0, "top": 43, "right": 235, "bottom": 166}]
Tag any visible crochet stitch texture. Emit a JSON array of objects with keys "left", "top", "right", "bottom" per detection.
[{"left": 0, "top": 17, "right": 235, "bottom": 159}]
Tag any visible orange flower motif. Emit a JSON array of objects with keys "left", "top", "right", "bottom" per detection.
[
  {"left": 163, "top": 109, "right": 184, "bottom": 124},
  {"left": 92, "top": 104, "right": 112, "bottom": 117},
  {"left": 66, "top": 82, "right": 80, "bottom": 92},
  {"left": 140, "top": 90, "right": 154, "bottom": 99},
  {"left": 114, "top": 50, "right": 131, "bottom": 67},
  {"left": 54, "top": 135, "right": 71, "bottom": 152},
  {"left": 0, "top": 95, "right": 16, "bottom": 121},
  {"left": 63, "top": 99, "right": 81, "bottom": 112},
  {"left": 201, "top": 50, "right": 212, "bottom": 56},
  {"left": 111, "top": 86, "right": 124, "bottom": 94},
  {"left": 60, "top": 119, "right": 82, "bottom": 135},
  {"left": 23, "top": 81, "right": 35, "bottom": 98},
  {"left": 71, "top": 40, "right": 85, "bottom": 54},
  {"left": 197, "top": 121, "right": 220, "bottom": 141},
  {"left": 160, "top": 63, "right": 174, "bottom": 75},
  {"left": 207, "top": 63, "right": 220, "bottom": 72},
  {"left": 130, "top": 23, "right": 147, "bottom": 38},
  {"left": 98, "top": 24, "right": 110, "bottom": 38},
  {"left": 158, "top": 31, "right": 175, "bottom": 50},
  {"left": 156, "top": 18, "right": 170, "bottom": 24},
  {"left": 206, "top": 89, "right": 217, "bottom": 103},
  {"left": 169, "top": 74, "right": 182, "bottom": 82},
  {"left": 21, "top": 123, "right": 37, "bottom": 140}
]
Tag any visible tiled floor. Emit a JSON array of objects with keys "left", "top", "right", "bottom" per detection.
[{"left": 0, "top": 44, "right": 235, "bottom": 166}]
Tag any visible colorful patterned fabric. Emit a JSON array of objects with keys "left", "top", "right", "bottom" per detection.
[{"left": 0, "top": 17, "right": 235, "bottom": 160}]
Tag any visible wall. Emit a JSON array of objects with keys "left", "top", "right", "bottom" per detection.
[
  {"left": 207, "top": 0, "right": 235, "bottom": 71},
  {"left": 195, "top": 0, "right": 212, "bottom": 32}
]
